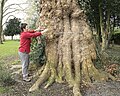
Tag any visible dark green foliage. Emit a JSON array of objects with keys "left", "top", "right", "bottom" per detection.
[
  {"left": 4, "top": 17, "right": 21, "bottom": 39},
  {"left": 78, "top": 0, "right": 120, "bottom": 33},
  {"left": 111, "top": 33, "right": 120, "bottom": 45},
  {"left": 30, "top": 35, "right": 46, "bottom": 67}
]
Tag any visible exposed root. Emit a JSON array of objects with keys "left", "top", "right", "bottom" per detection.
[
  {"left": 44, "top": 67, "right": 56, "bottom": 88},
  {"left": 82, "top": 58, "right": 116, "bottom": 82},
  {"left": 82, "top": 61, "right": 91, "bottom": 82},
  {"left": 32, "top": 65, "right": 45, "bottom": 78},
  {"left": 73, "top": 84, "right": 82, "bottom": 96},
  {"left": 10, "top": 65, "right": 22, "bottom": 70},
  {"left": 29, "top": 63, "right": 50, "bottom": 92},
  {"left": 56, "top": 64, "right": 64, "bottom": 83},
  {"left": 12, "top": 69, "right": 22, "bottom": 75},
  {"left": 108, "top": 73, "right": 116, "bottom": 81},
  {"left": 44, "top": 75, "right": 55, "bottom": 89}
]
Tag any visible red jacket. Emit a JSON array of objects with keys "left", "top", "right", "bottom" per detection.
[{"left": 19, "top": 30, "right": 41, "bottom": 53}]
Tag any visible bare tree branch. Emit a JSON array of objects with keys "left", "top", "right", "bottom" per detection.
[
  {"left": 4, "top": 3, "right": 28, "bottom": 10},
  {"left": 3, "top": 7, "right": 26, "bottom": 14},
  {"left": 2, "top": 15, "right": 16, "bottom": 26},
  {"left": 3, "top": 9, "right": 23, "bottom": 17},
  {"left": 3, "top": 3, "right": 28, "bottom": 13}
]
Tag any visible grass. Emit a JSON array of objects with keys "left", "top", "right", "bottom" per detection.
[
  {"left": 0, "top": 40, "right": 19, "bottom": 59},
  {"left": 0, "top": 87, "right": 9, "bottom": 94},
  {"left": 114, "top": 28, "right": 120, "bottom": 34},
  {"left": 0, "top": 40, "right": 18, "bottom": 94}
]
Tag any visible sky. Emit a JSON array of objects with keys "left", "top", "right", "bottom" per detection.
[{"left": 3, "top": 0, "right": 28, "bottom": 24}]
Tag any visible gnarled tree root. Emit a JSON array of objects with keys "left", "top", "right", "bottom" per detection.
[{"left": 29, "top": 63, "right": 50, "bottom": 92}]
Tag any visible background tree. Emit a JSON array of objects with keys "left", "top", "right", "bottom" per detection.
[
  {"left": 25, "top": 0, "right": 40, "bottom": 29},
  {"left": 29, "top": 0, "right": 116, "bottom": 96},
  {"left": 78, "top": 0, "right": 120, "bottom": 51},
  {"left": 4, "top": 17, "right": 21, "bottom": 40},
  {"left": 0, "top": 0, "right": 27, "bottom": 43}
]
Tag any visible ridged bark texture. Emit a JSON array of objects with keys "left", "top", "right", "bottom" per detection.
[{"left": 29, "top": 0, "right": 115, "bottom": 96}]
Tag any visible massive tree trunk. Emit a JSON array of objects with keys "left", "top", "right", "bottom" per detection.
[{"left": 29, "top": 0, "right": 115, "bottom": 96}]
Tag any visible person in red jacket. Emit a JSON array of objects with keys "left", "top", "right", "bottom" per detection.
[{"left": 18, "top": 23, "right": 47, "bottom": 82}]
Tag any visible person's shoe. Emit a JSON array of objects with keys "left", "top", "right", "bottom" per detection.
[{"left": 23, "top": 77, "right": 31, "bottom": 82}]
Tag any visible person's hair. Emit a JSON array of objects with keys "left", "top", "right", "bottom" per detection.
[{"left": 20, "top": 23, "right": 28, "bottom": 31}]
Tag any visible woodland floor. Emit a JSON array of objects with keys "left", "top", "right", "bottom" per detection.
[{"left": 0, "top": 45, "right": 120, "bottom": 96}]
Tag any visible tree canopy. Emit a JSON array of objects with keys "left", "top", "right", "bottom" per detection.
[{"left": 4, "top": 17, "right": 21, "bottom": 39}]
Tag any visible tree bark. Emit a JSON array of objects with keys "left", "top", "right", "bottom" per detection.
[
  {"left": 11, "top": 36, "right": 13, "bottom": 40},
  {"left": 99, "top": 0, "right": 106, "bottom": 51},
  {"left": 0, "top": 0, "right": 4, "bottom": 44},
  {"left": 29, "top": 0, "right": 116, "bottom": 96},
  {"left": 106, "top": 0, "right": 111, "bottom": 48}
]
